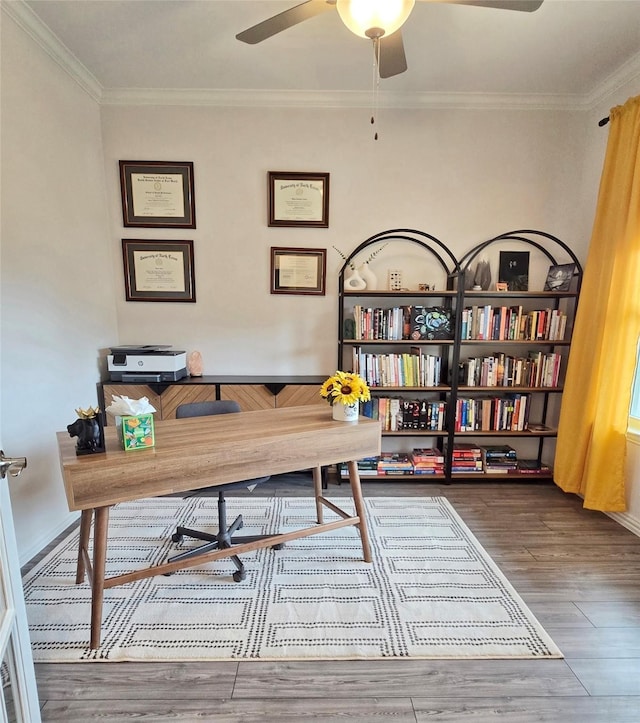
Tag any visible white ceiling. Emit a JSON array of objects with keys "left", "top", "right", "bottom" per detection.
[{"left": 13, "top": 0, "right": 640, "bottom": 107}]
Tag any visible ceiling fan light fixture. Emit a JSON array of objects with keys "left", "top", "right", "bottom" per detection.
[{"left": 336, "top": 0, "right": 415, "bottom": 40}]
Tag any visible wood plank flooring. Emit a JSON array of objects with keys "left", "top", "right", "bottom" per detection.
[{"left": 25, "top": 474, "right": 640, "bottom": 722}]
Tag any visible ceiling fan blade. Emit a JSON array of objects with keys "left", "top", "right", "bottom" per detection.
[
  {"left": 378, "top": 31, "right": 408, "bottom": 79},
  {"left": 236, "top": 0, "right": 335, "bottom": 44},
  {"left": 440, "top": 0, "right": 543, "bottom": 11}
]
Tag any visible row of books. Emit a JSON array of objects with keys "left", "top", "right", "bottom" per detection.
[
  {"left": 454, "top": 394, "right": 531, "bottom": 432},
  {"left": 460, "top": 305, "right": 568, "bottom": 342},
  {"left": 450, "top": 442, "right": 483, "bottom": 472},
  {"left": 451, "top": 443, "right": 551, "bottom": 475},
  {"left": 339, "top": 449, "right": 446, "bottom": 477},
  {"left": 459, "top": 351, "right": 563, "bottom": 388},
  {"left": 481, "top": 444, "right": 518, "bottom": 473},
  {"left": 361, "top": 397, "right": 447, "bottom": 432},
  {"left": 351, "top": 305, "right": 453, "bottom": 342},
  {"left": 352, "top": 347, "right": 443, "bottom": 388},
  {"left": 339, "top": 446, "right": 551, "bottom": 477},
  {"left": 349, "top": 304, "right": 567, "bottom": 343},
  {"left": 352, "top": 304, "right": 410, "bottom": 341}
]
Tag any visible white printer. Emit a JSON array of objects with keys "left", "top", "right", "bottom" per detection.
[{"left": 107, "top": 345, "right": 188, "bottom": 382}]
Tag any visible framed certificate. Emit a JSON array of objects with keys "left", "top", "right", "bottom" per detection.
[
  {"left": 268, "top": 171, "right": 329, "bottom": 227},
  {"left": 119, "top": 161, "right": 196, "bottom": 228},
  {"left": 270, "top": 247, "right": 326, "bottom": 295},
  {"left": 122, "top": 239, "right": 196, "bottom": 302}
]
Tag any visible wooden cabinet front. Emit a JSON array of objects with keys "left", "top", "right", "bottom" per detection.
[
  {"left": 219, "top": 384, "right": 275, "bottom": 411},
  {"left": 275, "top": 384, "right": 325, "bottom": 408},
  {"left": 101, "top": 376, "right": 326, "bottom": 420},
  {"left": 102, "top": 384, "right": 162, "bottom": 417},
  {"left": 160, "top": 385, "right": 217, "bottom": 419}
]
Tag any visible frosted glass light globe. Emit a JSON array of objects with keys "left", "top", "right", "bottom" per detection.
[{"left": 336, "top": 0, "right": 415, "bottom": 39}]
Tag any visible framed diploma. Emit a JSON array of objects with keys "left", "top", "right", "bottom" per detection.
[
  {"left": 122, "top": 239, "right": 196, "bottom": 302},
  {"left": 119, "top": 161, "right": 196, "bottom": 228},
  {"left": 270, "top": 247, "right": 326, "bottom": 296},
  {"left": 268, "top": 171, "right": 329, "bottom": 227}
]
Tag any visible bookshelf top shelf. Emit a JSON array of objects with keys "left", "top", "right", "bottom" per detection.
[
  {"left": 463, "top": 290, "right": 578, "bottom": 299},
  {"left": 343, "top": 290, "right": 457, "bottom": 298}
]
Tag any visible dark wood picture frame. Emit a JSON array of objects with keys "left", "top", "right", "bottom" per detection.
[
  {"left": 270, "top": 247, "right": 326, "bottom": 295},
  {"left": 122, "top": 239, "right": 196, "bottom": 302},
  {"left": 268, "top": 171, "right": 330, "bottom": 228},
  {"left": 119, "top": 160, "right": 196, "bottom": 228}
]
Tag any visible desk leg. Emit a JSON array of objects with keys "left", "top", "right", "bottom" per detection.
[
  {"left": 90, "top": 506, "right": 110, "bottom": 650},
  {"left": 348, "top": 460, "right": 371, "bottom": 563},
  {"left": 312, "top": 466, "right": 323, "bottom": 523},
  {"left": 75, "top": 509, "right": 92, "bottom": 584}
]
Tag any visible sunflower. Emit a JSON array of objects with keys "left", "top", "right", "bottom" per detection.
[{"left": 320, "top": 371, "right": 370, "bottom": 406}]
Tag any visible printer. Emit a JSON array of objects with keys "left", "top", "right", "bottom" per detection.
[{"left": 107, "top": 345, "right": 188, "bottom": 382}]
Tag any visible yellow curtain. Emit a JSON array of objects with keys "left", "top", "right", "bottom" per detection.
[{"left": 555, "top": 95, "right": 640, "bottom": 511}]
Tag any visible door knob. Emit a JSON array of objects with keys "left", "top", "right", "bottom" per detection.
[{"left": 0, "top": 450, "right": 27, "bottom": 479}]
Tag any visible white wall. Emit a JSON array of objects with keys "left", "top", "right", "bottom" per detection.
[
  {"left": 1, "top": 14, "right": 118, "bottom": 560},
  {"left": 2, "top": 11, "right": 634, "bottom": 563},
  {"left": 101, "top": 104, "right": 591, "bottom": 376}
]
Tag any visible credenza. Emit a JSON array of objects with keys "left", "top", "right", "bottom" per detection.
[{"left": 99, "top": 375, "right": 327, "bottom": 420}]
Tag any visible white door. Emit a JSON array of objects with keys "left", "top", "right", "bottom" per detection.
[{"left": 0, "top": 450, "right": 41, "bottom": 722}]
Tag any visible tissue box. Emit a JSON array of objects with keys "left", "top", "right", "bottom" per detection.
[{"left": 120, "top": 414, "right": 155, "bottom": 451}]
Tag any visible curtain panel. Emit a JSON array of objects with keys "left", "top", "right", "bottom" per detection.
[{"left": 555, "top": 95, "right": 640, "bottom": 511}]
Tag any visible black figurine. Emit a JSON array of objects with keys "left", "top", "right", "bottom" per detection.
[{"left": 67, "top": 407, "right": 105, "bottom": 455}]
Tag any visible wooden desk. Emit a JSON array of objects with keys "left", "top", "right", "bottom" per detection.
[{"left": 57, "top": 406, "right": 381, "bottom": 648}]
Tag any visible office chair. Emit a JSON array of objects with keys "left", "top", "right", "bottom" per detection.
[{"left": 168, "top": 400, "right": 281, "bottom": 581}]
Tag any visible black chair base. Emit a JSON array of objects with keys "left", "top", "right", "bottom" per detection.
[{"left": 168, "top": 490, "right": 283, "bottom": 582}]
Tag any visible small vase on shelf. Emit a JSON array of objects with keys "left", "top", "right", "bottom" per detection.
[
  {"left": 359, "top": 263, "right": 377, "bottom": 290},
  {"left": 332, "top": 402, "right": 359, "bottom": 422},
  {"left": 344, "top": 267, "right": 367, "bottom": 290}
]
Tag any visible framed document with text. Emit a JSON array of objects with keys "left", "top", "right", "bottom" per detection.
[
  {"left": 270, "top": 247, "right": 326, "bottom": 295},
  {"left": 268, "top": 171, "right": 329, "bottom": 227},
  {"left": 119, "top": 161, "right": 196, "bottom": 228},
  {"left": 122, "top": 239, "right": 196, "bottom": 302}
]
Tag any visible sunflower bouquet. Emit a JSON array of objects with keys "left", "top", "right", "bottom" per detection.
[{"left": 320, "top": 370, "right": 371, "bottom": 406}]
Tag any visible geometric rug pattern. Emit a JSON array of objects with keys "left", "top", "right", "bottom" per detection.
[{"left": 22, "top": 496, "right": 562, "bottom": 662}]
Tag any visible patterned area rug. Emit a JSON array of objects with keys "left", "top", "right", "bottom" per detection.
[{"left": 23, "top": 496, "right": 562, "bottom": 661}]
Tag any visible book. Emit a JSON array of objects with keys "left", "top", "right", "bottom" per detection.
[
  {"left": 527, "top": 422, "right": 552, "bottom": 432},
  {"left": 499, "top": 251, "right": 530, "bottom": 291},
  {"left": 412, "top": 448, "right": 445, "bottom": 464},
  {"left": 544, "top": 263, "right": 576, "bottom": 292},
  {"left": 517, "top": 459, "right": 552, "bottom": 474},
  {"left": 377, "top": 452, "right": 413, "bottom": 472}
]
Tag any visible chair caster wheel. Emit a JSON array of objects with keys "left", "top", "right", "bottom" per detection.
[
  {"left": 163, "top": 572, "right": 173, "bottom": 577},
  {"left": 172, "top": 533, "right": 183, "bottom": 543},
  {"left": 233, "top": 570, "right": 246, "bottom": 582},
  {"left": 273, "top": 543, "right": 284, "bottom": 550}
]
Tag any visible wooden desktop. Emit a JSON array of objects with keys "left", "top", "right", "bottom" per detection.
[{"left": 57, "top": 405, "right": 381, "bottom": 648}]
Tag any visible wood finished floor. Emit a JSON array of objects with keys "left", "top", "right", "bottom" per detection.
[{"left": 25, "top": 474, "right": 640, "bottom": 722}]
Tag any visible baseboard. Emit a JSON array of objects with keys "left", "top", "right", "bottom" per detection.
[
  {"left": 20, "top": 511, "right": 80, "bottom": 568},
  {"left": 607, "top": 510, "right": 640, "bottom": 538}
]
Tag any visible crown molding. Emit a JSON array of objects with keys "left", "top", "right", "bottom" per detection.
[
  {"left": 99, "top": 86, "right": 583, "bottom": 111},
  {"left": 2, "top": 0, "right": 103, "bottom": 102},
  {"left": 4, "top": 0, "right": 638, "bottom": 113},
  {"left": 583, "top": 50, "right": 640, "bottom": 111}
]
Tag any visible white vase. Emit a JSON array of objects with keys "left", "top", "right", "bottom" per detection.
[
  {"left": 344, "top": 267, "right": 367, "bottom": 290},
  {"left": 332, "top": 402, "right": 359, "bottom": 422},
  {"left": 359, "top": 263, "right": 377, "bottom": 290}
]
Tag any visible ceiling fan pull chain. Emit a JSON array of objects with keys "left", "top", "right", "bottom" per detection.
[{"left": 371, "top": 37, "right": 381, "bottom": 141}]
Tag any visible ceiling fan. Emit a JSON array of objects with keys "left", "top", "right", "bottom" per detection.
[{"left": 236, "top": 0, "right": 544, "bottom": 79}]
